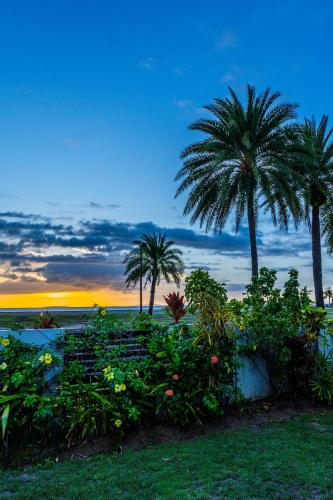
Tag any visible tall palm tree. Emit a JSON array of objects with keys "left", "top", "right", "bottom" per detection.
[
  {"left": 324, "top": 286, "right": 333, "bottom": 306},
  {"left": 289, "top": 115, "right": 333, "bottom": 308},
  {"left": 124, "top": 233, "right": 184, "bottom": 315},
  {"left": 175, "top": 85, "right": 300, "bottom": 277}
]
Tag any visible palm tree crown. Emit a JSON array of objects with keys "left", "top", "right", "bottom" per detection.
[
  {"left": 288, "top": 115, "right": 333, "bottom": 307},
  {"left": 175, "top": 84, "right": 299, "bottom": 276},
  {"left": 324, "top": 286, "right": 333, "bottom": 306},
  {"left": 124, "top": 232, "right": 184, "bottom": 315}
]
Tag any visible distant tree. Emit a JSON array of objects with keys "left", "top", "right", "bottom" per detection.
[
  {"left": 288, "top": 115, "right": 333, "bottom": 308},
  {"left": 324, "top": 286, "right": 333, "bottom": 306},
  {"left": 175, "top": 85, "right": 300, "bottom": 277},
  {"left": 124, "top": 233, "right": 184, "bottom": 315}
]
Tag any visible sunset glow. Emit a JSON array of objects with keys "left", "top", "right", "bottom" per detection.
[{"left": 0, "top": 289, "right": 141, "bottom": 308}]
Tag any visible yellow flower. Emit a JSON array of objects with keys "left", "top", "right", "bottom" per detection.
[
  {"left": 2, "top": 338, "right": 10, "bottom": 347},
  {"left": 114, "top": 384, "right": 122, "bottom": 393},
  {"left": 114, "top": 419, "right": 122, "bottom": 428},
  {"left": 0, "top": 362, "right": 7, "bottom": 370},
  {"left": 39, "top": 353, "right": 52, "bottom": 364},
  {"left": 120, "top": 383, "right": 126, "bottom": 391},
  {"left": 44, "top": 353, "right": 52, "bottom": 364},
  {"left": 103, "top": 366, "right": 114, "bottom": 380},
  {"left": 101, "top": 309, "right": 107, "bottom": 316}
]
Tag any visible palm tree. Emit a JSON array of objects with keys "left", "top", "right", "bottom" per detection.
[
  {"left": 175, "top": 85, "right": 300, "bottom": 277},
  {"left": 288, "top": 116, "right": 333, "bottom": 308},
  {"left": 124, "top": 233, "right": 184, "bottom": 315},
  {"left": 324, "top": 286, "right": 333, "bottom": 306}
]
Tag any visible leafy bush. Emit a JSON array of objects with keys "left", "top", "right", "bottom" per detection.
[
  {"left": 32, "top": 311, "right": 59, "bottom": 329},
  {"left": 0, "top": 336, "right": 61, "bottom": 446},
  {"left": 141, "top": 324, "right": 238, "bottom": 426},
  {"left": 233, "top": 268, "right": 326, "bottom": 395},
  {"left": 185, "top": 269, "right": 227, "bottom": 313},
  {"left": 59, "top": 360, "right": 151, "bottom": 444},
  {"left": 310, "top": 354, "right": 333, "bottom": 404}
]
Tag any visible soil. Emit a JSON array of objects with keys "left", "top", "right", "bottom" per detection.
[{"left": 61, "top": 396, "right": 329, "bottom": 461}]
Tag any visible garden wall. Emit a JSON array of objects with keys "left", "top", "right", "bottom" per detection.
[
  {"left": 0, "top": 328, "right": 64, "bottom": 346},
  {"left": 2, "top": 328, "right": 332, "bottom": 401}
]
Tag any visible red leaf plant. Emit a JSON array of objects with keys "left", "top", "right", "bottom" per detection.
[{"left": 164, "top": 292, "right": 186, "bottom": 323}]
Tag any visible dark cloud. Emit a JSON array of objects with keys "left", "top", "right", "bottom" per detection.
[{"left": 0, "top": 210, "right": 314, "bottom": 294}]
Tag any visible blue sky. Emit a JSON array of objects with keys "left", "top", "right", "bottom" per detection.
[{"left": 0, "top": 0, "right": 332, "bottom": 305}]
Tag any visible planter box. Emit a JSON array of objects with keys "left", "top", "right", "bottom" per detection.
[{"left": 0, "top": 328, "right": 64, "bottom": 347}]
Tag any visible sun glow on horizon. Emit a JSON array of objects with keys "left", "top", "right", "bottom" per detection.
[{"left": 0, "top": 289, "right": 143, "bottom": 308}]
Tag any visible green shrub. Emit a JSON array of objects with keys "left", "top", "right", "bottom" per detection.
[
  {"left": 185, "top": 269, "right": 227, "bottom": 313},
  {"left": 310, "top": 353, "right": 333, "bottom": 404},
  {"left": 0, "top": 336, "right": 61, "bottom": 445},
  {"left": 233, "top": 268, "right": 314, "bottom": 396},
  {"left": 141, "top": 324, "right": 238, "bottom": 426},
  {"left": 59, "top": 361, "right": 151, "bottom": 444}
]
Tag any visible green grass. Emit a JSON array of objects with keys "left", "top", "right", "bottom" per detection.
[{"left": 1, "top": 411, "right": 332, "bottom": 499}]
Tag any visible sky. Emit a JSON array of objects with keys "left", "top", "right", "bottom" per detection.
[{"left": 0, "top": 0, "right": 332, "bottom": 307}]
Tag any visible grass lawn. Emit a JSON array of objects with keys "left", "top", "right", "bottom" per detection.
[{"left": 1, "top": 410, "right": 332, "bottom": 499}]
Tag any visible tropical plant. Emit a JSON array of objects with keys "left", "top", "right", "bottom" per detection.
[
  {"left": 235, "top": 268, "right": 313, "bottom": 395},
  {"left": 33, "top": 311, "right": 59, "bottom": 329},
  {"left": 310, "top": 353, "right": 333, "bottom": 404},
  {"left": 0, "top": 336, "right": 61, "bottom": 455},
  {"left": 288, "top": 115, "right": 333, "bottom": 307},
  {"left": 59, "top": 362, "right": 150, "bottom": 444},
  {"left": 175, "top": 85, "right": 300, "bottom": 276},
  {"left": 124, "top": 233, "right": 184, "bottom": 315},
  {"left": 142, "top": 324, "right": 238, "bottom": 425},
  {"left": 184, "top": 268, "right": 227, "bottom": 313},
  {"left": 164, "top": 292, "right": 186, "bottom": 323},
  {"left": 324, "top": 286, "right": 333, "bottom": 305}
]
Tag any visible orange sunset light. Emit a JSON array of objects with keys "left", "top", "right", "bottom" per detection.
[{"left": 0, "top": 289, "right": 141, "bottom": 308}]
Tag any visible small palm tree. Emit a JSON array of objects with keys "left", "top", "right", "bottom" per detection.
[
  {"left": 175, "top": 85, "right": 300, "bottom": 276},
  {"left": 324, "top": 286, "right": 333, "bottom": 306},
  {"left": 124, "top": 233, "right": 184, "bottom": 315},
  {"left": 289, "top": 115, "right": 333, "bottom": 308}
]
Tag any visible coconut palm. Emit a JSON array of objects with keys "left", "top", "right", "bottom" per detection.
[
  {"left": 288, "top": 115, "right": 333, "bottom": 308},
  {"left": 175, "top": 85, "right": 300, "bottom": 277},
  {"left": 324, "top": 286, "right": 333, "bottom": 306},
  {"left": 124, "top": 233, "right": 184, "bottom": 315}
]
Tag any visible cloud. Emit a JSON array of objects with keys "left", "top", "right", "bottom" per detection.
[
  {"left": 0, "top": 210, "right": 316, "bottom": 295},
  {"left": 88, "top": 201, "right": 121, "bottom": 210},
  {"left": 63, "top": 137, "right": 80, "bottom": 149},
  {"left": 174, "top": 99, "right": 193, "bottom": 108},
  {"left": 221, "top": 71, "right": 236, "bottom": 83},
  {"left": 216, "top": 29, "right": 236, "bottom": 49},
  {"left": 137, "top": 58, "right": 154, "bottom": 70}
]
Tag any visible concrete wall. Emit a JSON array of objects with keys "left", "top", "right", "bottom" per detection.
[
  {"left": 0, "top": 328, "right": 64, "bottom": 347},
  {"left": 236, "top": 354, "right": 270, "bottom": 400},
  {"left": 2, "top": 328, "right": 332, "bottom": 401}
]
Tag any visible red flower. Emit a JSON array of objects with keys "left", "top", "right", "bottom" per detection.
[
  {"left": 172, "top": 374, "right": 179, "bottom": 381},
  {"left": 210, "top": 355, "right": 219, "bottom": 364},
  {"left": 165, "top": 389, "right": 174, "bottom": 397}
]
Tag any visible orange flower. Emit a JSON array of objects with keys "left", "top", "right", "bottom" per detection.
[
  {"left": 172, "top": 374, "right": 179, "bottom": 381},
  {"left": 210, "top": 355, "right": 219, "bottom": 364},
  {"left": 165, "top": 389, "right": 174, "bottom": 397}
]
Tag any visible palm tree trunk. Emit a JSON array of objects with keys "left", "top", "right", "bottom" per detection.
[
  {"left": 148, "top": 276, "right": 157, "bottom": 315},
  {"left": 311, "top": 206, "right": 324, "bottom": 308},
  {"left": 247, "top": 193, "right": 259, "bottom": 277}
]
